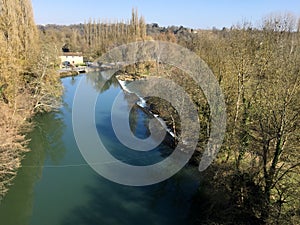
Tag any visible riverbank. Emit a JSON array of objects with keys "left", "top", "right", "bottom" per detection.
[
  {"left": 59, "top": 70, "right": 79, "bottom": 78},
  {"left": 0, "top": 71, "right": 62, "bottom": 202},
  {"left": 0, "top": 101, "right": 32, "bottom": 201},
  {"left": 115, "top": 68, "right": 205, "bottom": 166},
  {"left": 0, "top": 74, "right": 201, "bottom": 225},
  {"left": 58, "top": 64, "right": 121, "bottom": 78},
  {"left": 116, "top": 74, "right": 178, "bottom": 148}
]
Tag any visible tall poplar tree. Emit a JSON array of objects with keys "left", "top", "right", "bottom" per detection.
[{"left": 0, "top": 0, "right": 62, "bottom": 200}]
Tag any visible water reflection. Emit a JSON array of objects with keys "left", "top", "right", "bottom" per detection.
[
  {"left": 0, "top": 72, "right": 199, "bottom": 225},
  {"left": 62, "top": 167, "right": 199, "bottom": 225},
  {"left": 88, "top": 72, "right": 173, "bottom": 167},
  {"left": 86, "top": 71, "right": 120, "bottom": 93},
  {"left": 0, "top": 112, "right": 66, "bottom": 225}
]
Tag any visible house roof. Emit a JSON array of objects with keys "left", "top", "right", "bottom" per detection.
[{"left": 61, "top": 52, "right": 83, "bottom": 57}]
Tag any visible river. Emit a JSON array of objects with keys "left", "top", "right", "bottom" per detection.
[{"left": 0, "top": 71, "right": 200, "bottom": 225}]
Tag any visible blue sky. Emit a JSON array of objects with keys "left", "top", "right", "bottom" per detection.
[{"left": 32, "top": 0, "right": 300, "bottom": 29}]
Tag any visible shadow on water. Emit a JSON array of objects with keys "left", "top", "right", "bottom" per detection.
[
  {"left": 0, "top": 72, "right": 201, "bottom": 225},
  {"left": 61, "top": 167, "right": 199, "bottom": 225},
  {"left": 0, "top": 112, "right": 66, "bottom": 225},
  {"left": 0, "top": 74, "right": 79, "bottom": 225},
  {"left": 60, "top": 71, "right": 200, "bottom": 225}
]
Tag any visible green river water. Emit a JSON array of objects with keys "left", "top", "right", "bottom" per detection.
[{"left": 0, "top": 72, "right": 200, "bottom": 225}]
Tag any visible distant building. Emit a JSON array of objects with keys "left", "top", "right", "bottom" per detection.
[{"left": 59, "top": 52, "right": 83, "bottom": 67}]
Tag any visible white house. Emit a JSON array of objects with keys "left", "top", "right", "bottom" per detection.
[{"left": 59, "top": 52, "right": 84, "bottom": 67}]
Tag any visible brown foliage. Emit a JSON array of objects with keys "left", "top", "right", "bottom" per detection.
[
  {"left": 0, "top": 101, "right": 30, "bottom": 200},
  {"left": 0, "top": 0, "right": 62, "bottom": 199}
]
